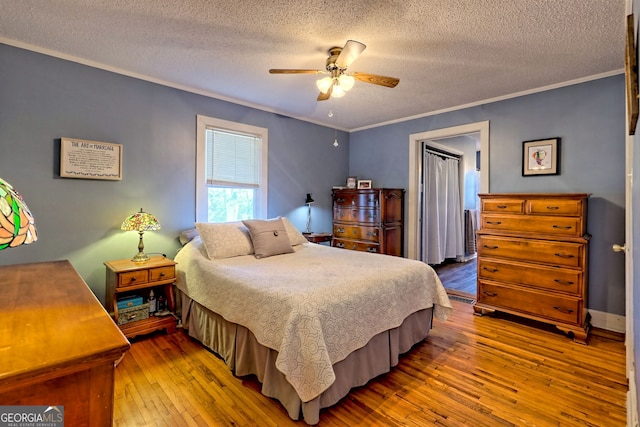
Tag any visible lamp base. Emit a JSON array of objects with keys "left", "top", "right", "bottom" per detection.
[{"left": 131, "top": 252, "right": 150, "bottom": 263}]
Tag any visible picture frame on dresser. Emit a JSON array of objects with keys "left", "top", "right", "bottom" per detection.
[
  {"left": 357, "top": 179, "right": 372, "bottom": 189},
  {"left": 522, "top": 138, "right": 560, "bottom": 176},
  {"left": 346, "top": 176, "right": 357, "bottom": 189}
]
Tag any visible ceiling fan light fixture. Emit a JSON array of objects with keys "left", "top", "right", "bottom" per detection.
[
  {"left": 316, "top": 76, "right": 333, "bottom": 93},
  {"left": 331, "top": 84, "right": 346, "bottom": 98},
  {"left": 338, "top": 74, "right": 355, "bottom": 91}
]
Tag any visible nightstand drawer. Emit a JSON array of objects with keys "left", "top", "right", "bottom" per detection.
[
  {"left": 118, "top": 270, "right": 149, "bottom": 287},
  {"left": 150, "top": 266, "right": 174, "bottom": 282}
]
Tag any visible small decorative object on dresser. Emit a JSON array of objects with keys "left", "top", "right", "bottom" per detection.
[
  {"left": 331, "top": 188, "right": 404, "bottom": 256},
  {"left": 105, "top": 255, "right": 177, "bottom": 338},
  {"left": 346, "top": 176, "right": 357, "bottom": 189},
  {"left": 474, "top": 193, "right": 590, "bottom": 344},
  {"left": 357, "top": 179, "right": 372, "bottom": 189}
]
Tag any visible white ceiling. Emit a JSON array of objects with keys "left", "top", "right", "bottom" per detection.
[{"left": 0, "top": 0, "right": 626, "bottom": 130}]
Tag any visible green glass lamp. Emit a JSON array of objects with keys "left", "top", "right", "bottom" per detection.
[
  {"left": 121, "top": 208, "right": 160, "bottom": 262},
  {"left": 0, "top": 177, "right": 37, "bottom": 250}
]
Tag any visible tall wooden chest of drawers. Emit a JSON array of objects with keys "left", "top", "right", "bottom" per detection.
[
  {"left": 473, "top": 193, "right": 590, "bottom": 344},
  {"left": 331, "top": 188, "right": 404, "bottom": 256}
]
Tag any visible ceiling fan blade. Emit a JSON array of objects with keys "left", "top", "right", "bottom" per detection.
[
  {"left": 351, "top": 72, "right": 399, "bottom": 88},
  {"left": 269, "top": 69, "right": 325, "bottom": 74},
  {"left": 317, "top": 85, "right": 333, "bottom": 101},
  {"left": 335, "top": 40, "right": 366, "bottom": 68}
]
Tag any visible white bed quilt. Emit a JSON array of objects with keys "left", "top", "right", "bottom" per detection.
[{"left": 175, "top": 237, "right": 452, "bottom": 402}]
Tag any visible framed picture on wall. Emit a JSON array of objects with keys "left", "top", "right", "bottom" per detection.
[{"left": 522, "top": 138, "right": 560, "bottom": 176}]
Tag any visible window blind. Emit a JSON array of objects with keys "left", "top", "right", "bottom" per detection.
[{"left": 206, "top": 128, "right": 260, "bottom": 188}]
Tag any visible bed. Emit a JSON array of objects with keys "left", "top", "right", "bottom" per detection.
[{"left": 174, "top": 218, "right": 452, "bottom": 424}]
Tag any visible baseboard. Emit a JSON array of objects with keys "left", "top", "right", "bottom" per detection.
[{"left": 589, "top": 309, "right": 625, "bottom": 333}]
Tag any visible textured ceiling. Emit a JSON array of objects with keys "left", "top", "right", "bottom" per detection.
[{"left": 0, "top": 0, "right": 626, "bottom": 130}]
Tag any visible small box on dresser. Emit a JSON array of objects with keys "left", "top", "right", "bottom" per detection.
[
  {"left": 331, "top": 188, "right": 404, "bottom": 256},
  {"left": 473, "top": 193, "right": 591, "bottom": 344}
]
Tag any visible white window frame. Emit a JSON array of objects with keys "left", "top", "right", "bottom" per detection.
[{"left": 196, "top": 114, "right": 268, "bottom": 222}]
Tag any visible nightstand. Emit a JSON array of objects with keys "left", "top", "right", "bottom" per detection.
[
  {"left": 104, "top": 256, "right": 177, "bottom": 339},
  {"left": 303, "top": 232, "right": 332, "bottom": 244}
]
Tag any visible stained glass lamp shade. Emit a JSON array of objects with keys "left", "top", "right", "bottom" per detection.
[
  {"left": 0, "top": 177, "right": 37, "bottom": 250},
  {"left": 121, "top": 208, "right": 160, "bottom": 262}
]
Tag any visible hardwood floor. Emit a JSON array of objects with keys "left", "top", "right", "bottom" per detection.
[
  {"left": 433, "top": 257, "right": 477, "bottom": 296},
  {"left": 114, "top": 300, "right": 627, "bottom": 426}
]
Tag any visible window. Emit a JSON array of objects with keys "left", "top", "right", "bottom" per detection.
[{"left": 196, "top": 115, "right": 268, "bottom": 222}]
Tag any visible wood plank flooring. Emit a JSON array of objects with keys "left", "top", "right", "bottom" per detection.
[
  {"left": 114, "top": 299, "right": 627, "bottom": 426},
  {"left": 433, "top": 257, "right": 477, "bottom": 296}
]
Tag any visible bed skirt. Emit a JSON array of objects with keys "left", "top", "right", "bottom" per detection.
[{"left": 177, "top": 290, "right": 434, "bottom": 425}]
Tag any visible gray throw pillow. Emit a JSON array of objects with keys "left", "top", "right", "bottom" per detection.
[{"left": 242, "top": 218, "right": 294, "bottom": 259}]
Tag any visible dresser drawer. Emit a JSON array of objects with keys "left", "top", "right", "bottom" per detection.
[
  {"left": 478, "top": 281, "right": 581, "bottom": 324},
  {"left": 478, "top": 258, "right": 581, "bottom": 294},
  {"left": 150, "top": 266, "right": 175, "bottom": 282},
  {"left": 477, "top": 235, "right": 584, "bottom": 268},
  {"left": 332, "top": 224, "right": 380, "bottom": 242},
  {"left": 333, "top": 207, "right": 379, "bottom": 224},
  {"left": 333, "top": 191, "right": 379, "bottom": 207},
  {"left": 481, "top": 213, "right": 583, "bottom": 237},
  {"left": 526, "top": 199, "right": 584, "bottom": 216},
  {"left": 481, "top": 198, "right": 525, "bottom": 214},
  {"left": 118, "top": 270, "right": 149, "bottom": 287},
  {"left": 332, "top": 238, "right": 380, "bottom": 253}
]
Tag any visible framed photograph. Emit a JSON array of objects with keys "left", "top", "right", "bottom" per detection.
[
  {"left": 626, "top": 13, "right": 638, "bottom": 135},
  {"left": 357, "top": 179, "right": 372, "bottom": 189},
  {"left": 522, "top": 138, "right": 560, "bottom": 176},
  {"left": 346, "top": 176, "right": 357, "bottom": 189},
  {"left": 60, "top": 138, "right": 123, "bottom": 180}
]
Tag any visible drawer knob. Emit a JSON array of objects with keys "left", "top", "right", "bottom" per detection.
[
  {"left": 159, "top": 272, "right": 165, "bottom": 277},
  {"left": 496, "top": 205, "right": 507, "bottom": 209},
  {"left": 483, "top": 245, "right": 499, "bottom": 249},
  {"left": 366, "top": 247, "right": 377, "bottom": 253},
  {"left": 552, "top": 225, "right": 572, "bottom": 230},
  {"left": 554, "top": 253, "right": 575, "bottom": 259},
  {"left": 336, "top": 242, "right": 345, "bottom": 248},
  {"left": 337, "top": 227, "right": 345, "bottom": 233},
  {"left": 554, "top": 279, "right": 575, "bottom": 285},
  {"left": 482, "top": 291, "right": 498, "bottom": 297},
  {"left": 482, "top": 267, "right": 498, "bottom": 273},
  {"left": 487, "top": 221, "right": 502, "bottom": 225},
  {"left": 130, "top": 277, "right": 136, "bottom": 282},
  {"left": 546, "top": 206, "right": 560, "bottom": 210},
  {"left": 553, "top": 306, "right": 574, "bottom": 314}
]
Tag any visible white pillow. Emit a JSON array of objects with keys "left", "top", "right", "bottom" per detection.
[
  {"left": 242, "top": 218, "right": 294, "bottom": 259},
  {"left": 195, "top": 222, "right": 254, "bottom": 259},
  {"left": 278, "top": 216, "right": 309, "bottom": 246}
]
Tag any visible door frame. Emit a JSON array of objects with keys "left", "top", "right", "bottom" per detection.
[{"left": 407, "top": 121, "right": 490, "bottom": 260}]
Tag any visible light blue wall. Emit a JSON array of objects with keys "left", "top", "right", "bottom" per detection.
[
  {"left": 0, "top": 43, "right": 347, "bottom": 303},
  {"left": 350, "top": 75, "right": 626, "bottom": 316}
]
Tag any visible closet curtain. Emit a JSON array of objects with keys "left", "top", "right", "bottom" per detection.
[{"left": 421, "top": 151, "right": 464, "bottom": 264}]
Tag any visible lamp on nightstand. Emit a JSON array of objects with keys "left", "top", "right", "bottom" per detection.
[
  {"left": 121, "top": 208, "right": 160, "bottom": 263},
  {"left": 0, "top": 177, "right": 37, "bottom": 250},
  {"left": 304, "top": 193, "right": 314, "bottom": 233}
]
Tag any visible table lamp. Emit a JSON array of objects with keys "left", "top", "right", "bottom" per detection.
[
  {"left": 0, "top": 177, "right": 37, "bottom": 250},
  {"left": 121, "top": 208, "right": 160, "bottom": 262},
  {"left": 304, "top": 193, "right": 314, "bottom": 233}
]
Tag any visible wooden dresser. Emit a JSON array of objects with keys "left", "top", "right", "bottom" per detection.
[
  {"left": 331, "top": 188, "right": 404, "bottom": 256},
  {"left": 474, "top": 193, "right": 590, "bottom": 344},
  {"left": 0, "top": 260, "right": 130, "bottom": 425}
]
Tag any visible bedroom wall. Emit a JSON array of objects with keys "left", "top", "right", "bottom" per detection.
[
  {"left": 349, "top": 75, "right": 626, "bottom": 316},
  {"left": 0, "top": 43, "right": 347, "bottom": 304}
]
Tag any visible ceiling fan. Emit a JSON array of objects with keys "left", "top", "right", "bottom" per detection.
[{"left": 269, "top": 40, "right": 400, "bottom": 101}]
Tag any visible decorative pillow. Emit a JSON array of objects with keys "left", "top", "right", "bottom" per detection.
[
  {"left": 195, "top": 222, "right": 254, "bottom": 259},
  {"left": 179, "top": 228, "right": 199, "bottom": 245},
  {"left": 242, "top": 218, "right": 295, "bottom": 259},
  {"left": 279, "top": 216, "right": 309, "bottom": 246}
]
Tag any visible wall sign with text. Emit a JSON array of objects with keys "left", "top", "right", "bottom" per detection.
[{"left": 60, "top": 138, "right": 122, "bottom": 180}]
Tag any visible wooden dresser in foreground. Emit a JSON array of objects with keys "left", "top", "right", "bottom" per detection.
[
  {"left": 331, "top": 188, "right": 404, "bottom": 256},
  {"left": 474, "top": 193, "right": 590, "bottom": 344},
  {"left": 0, "top": 260, "right": 130, "bottom": 426}
]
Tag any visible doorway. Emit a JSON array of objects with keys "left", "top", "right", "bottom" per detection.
[{"left": 407, "top": 121, "right": 490, "bottom": 297}]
